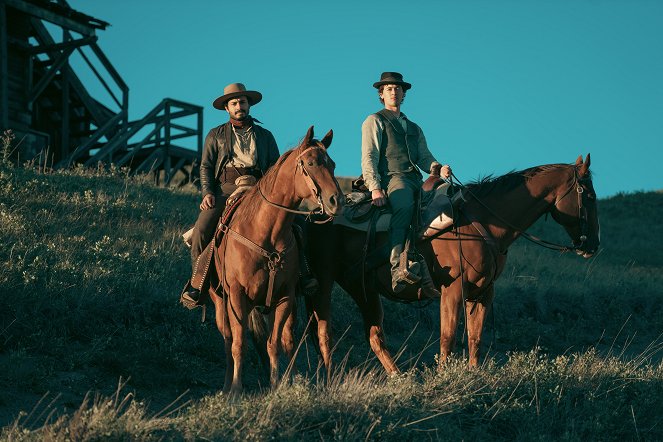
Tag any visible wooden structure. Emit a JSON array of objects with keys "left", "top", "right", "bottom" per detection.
[{"left": 0, "top": 0, "right": 202, "bottom": 185}]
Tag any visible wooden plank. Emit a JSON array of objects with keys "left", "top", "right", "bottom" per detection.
[
  {"left": 57, "top": 111, "right": 122, "bottom": 167},
  {"left": 27, "top": 45, "right": 75, "bottom": 106},
  {"left": 166, "top": 156, "right": 187, "bottom": 186},
  {"left": 134, "top": 148, "right": 163, "bottom": 174},
  {"left": 27, "top": 36, "right": 97, "bottom": 55},
  {"left": 0, "top": 1, "right": 8, "bottom": 129},
  {"left": 60, "top": 50, "right": 69, "bottom": 160},
  {"left": 4, "top": 0, "right": 95, "bottom": 36}
]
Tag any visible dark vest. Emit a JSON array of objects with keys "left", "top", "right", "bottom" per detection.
[{"left": 375, "top": 109, "right": 421, "bottom": 178}]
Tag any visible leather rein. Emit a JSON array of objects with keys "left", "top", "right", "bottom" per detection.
[
  {"left": 450, "top": 167, "right": 591, "bottom": 253},
  {"left": 217, "top": 144, "right": 335, "bottom": 312}
]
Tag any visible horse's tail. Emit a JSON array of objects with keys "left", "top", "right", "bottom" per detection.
[{"left": 248, "top": 309, "right": 270, "bottom": 376}]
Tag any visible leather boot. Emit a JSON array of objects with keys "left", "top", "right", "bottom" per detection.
[
  {"left": 389, "top": 245, "right": 421, "bottom": 293},
  {"left": 418, "top": 260, "right": 441, "bottom": 299}
]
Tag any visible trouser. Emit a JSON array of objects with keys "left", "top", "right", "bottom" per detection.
[
  {"left": 385, "top": 172, "right": 422, "bottom": 254},
  {"left": 190, "top": 194, "right": 228, "bottom": 273}
]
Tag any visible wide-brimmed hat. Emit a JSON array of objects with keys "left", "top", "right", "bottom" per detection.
[
  {"left": 213, "top": 83, "right": 262, "bottom": 109},
  {"left": 373, "top": 72, "right": 412, "bottom": 90}
]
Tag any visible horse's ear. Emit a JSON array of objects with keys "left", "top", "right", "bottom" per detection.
[
  {"left": 575, "top": 155, "right": 583, "bottom": 167},
  {"left": 320, "top": 129, "right": 333, "bottom": 149},
  {"left": 303, "top": 126, "right": 315, "bottom": 147},
  {"left": 578, "top": 153, "right": 591, "bottom": 177}
]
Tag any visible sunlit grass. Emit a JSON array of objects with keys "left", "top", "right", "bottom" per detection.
[{"left": 0, "top": 157, "right": 662, "bottom": 440}]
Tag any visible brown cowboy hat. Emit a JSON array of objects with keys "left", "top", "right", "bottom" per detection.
[
  {"left": 373, "top": 72, "right": 412, "bottom": 90},
  {"left": 213, "top": 83, "right": 262, "bottom": 109}
]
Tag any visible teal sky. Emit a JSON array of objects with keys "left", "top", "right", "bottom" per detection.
[{"left": 68, "top": 0, "right": 663, "bottom": 197}]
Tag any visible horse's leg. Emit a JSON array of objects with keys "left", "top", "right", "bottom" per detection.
[
  {"left": 210, "top": 291, "right": 234, "bottom": 393},
  {"left": 349, "top": 286, "right": 399, "bottom": 375},
  {"left": 305, "top": 277, "right": 334, "bottom": 375},
  {"left": 440, "top": 281, "right": 463, "bottom": 366},
  {"left": 268, "top": 293, "right": 294, "bottom": 388},
  {"left": 226, "top": 285, "right": 247, "bottom": 396},
  {"left": 280, "top": 296, "right": 296, "bottom": 379},
  {"left": 465, "top": 286, "right": 494, "bottom": 368}
]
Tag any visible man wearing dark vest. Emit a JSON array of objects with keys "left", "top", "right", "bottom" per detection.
[
  {"left": 183, "top": 83, "right": 280, "bottom": 304},
  {"left": 361, "top": 72, "right": 452, "bottom": 293}
]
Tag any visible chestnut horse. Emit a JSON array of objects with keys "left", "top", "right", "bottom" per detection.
[
  {"left": 210, "top": 126, "right": 343, "bottom": 394},
  {"left": 306, "top": 155, "right": 600, "bottom": 373}
]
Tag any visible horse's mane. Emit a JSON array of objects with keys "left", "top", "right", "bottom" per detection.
[
  {"left": 230, "top": 147, "right": 298, "bottom": 227},
  {"left": 465, "top": 163, "right": 583, "bottom": 197}
]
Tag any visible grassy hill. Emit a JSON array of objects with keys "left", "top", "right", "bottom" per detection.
[{"left": 1, "top": 162, "right": 662, "bottom": 440}]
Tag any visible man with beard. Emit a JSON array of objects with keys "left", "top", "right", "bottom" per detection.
[{"left": 182, "top": 83, "right": 280, "bottom": 305}]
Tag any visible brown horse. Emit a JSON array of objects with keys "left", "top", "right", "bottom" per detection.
[
  {"left": 209, "top": 126, "right": 343, "bottom": 395},
  {"left": 306, "top": 155, "right": 600, "bottom": 373}
]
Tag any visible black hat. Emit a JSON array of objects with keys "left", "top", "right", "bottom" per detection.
[{"left": 372, "top": 72, "right": 411, "bottom": 90}]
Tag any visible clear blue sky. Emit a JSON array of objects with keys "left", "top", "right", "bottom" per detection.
[{"left": 68, "top": 0, "right": 662, "bottom": 197}]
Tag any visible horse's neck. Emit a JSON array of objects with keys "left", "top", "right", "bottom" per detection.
[
  {"left": 473, "top": 171, "right": 569, "bottom": 251},
  {"left": 238, "top": 162, "right": 300, "bottom": 248}
]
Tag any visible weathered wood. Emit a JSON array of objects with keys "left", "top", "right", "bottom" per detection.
[
  {"left": 166, "top": 156, "right": 187, "bottom": 185},
  {"left": 0, "top": 1, "right": 8, "bottom": 129},
  {"left": 27, "top": 36, "right": 97, "bottom": 55},
  {"left": 4, "top": 0, "right": 96, "bottom": 36}
]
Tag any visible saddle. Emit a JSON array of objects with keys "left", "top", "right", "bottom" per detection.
[
  {"left": 340, "top": 175, "right": 466, "bottom": 303},
  {"left": 336, "top": 178, "right": 466, "bottom": 239},
  {"left": 180, "top": 176, "right": 257, "bottom": 309}
]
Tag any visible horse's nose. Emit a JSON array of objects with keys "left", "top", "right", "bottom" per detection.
[{"left": 328, "top": 193, "right": 343, "bottom": 214}]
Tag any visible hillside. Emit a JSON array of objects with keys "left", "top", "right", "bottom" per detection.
[{"left": 1, "top": 163, "right": 662, "bottom": 440}]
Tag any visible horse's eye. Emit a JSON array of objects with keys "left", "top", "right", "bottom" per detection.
[{"left": 308, "top": 161, "right": 314, "bottom": 167}]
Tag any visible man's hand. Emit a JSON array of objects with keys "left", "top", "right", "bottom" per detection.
[
  {"left": 371, "top": 189, "right": 387, "bottom": 207},
  {"left": 440, "top": 164, "right": 452, "bottom": 179},
  {"left": 200, "top": 194, "right": 215, "bottom": 210}
]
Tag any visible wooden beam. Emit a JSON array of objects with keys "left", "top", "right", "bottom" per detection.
[
  {"left": 60, "top": 48, "right": 70, "bottom": 160},
  {"left": 134, "top": 148, "right": 163, "bottom": 174},
  {"left": 0, "top": 1, "right": 8, "bottom": 129},
  {"left": 166, "top": 157, "right": 187, "bottom": 186},
  {"left": 114, "top": 120, "right": 166, "bottom": 166},
  {"left": 197, "top": 107, "right": 203, "bottom": 155},
  {"left": 27, "top": 45, "right": 75, "bottom": 106},
  {"left": 57, "top": 111, "right": 122, "bottom": 167},
  {"left": 4, "top": 0, "right": 96, "bottom": 36},
  {"left": 27, "top": 36, "right": 97, "bottom": 55}
]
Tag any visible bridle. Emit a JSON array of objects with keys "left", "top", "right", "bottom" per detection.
[
  {"left": 450, "top": 166, "right": 593, "bottom": 253},
  {"left": 551, "top": 168, "right": 592, "bottom": 252},
  {"left": 257, "top": 143, "right": 336, "bottom": 223}
]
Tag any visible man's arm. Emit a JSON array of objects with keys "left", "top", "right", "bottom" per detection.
[
  {"left": 200, "top": 128, "right": 219, "bottom": 197},
  {"left": 415, "top": 127, "right": 451, "bottom": 178},
  {"left": 361, "top": 115, "right": 388, "bottom": 206},
  {"left": 361, "top": 115, "right": 383, "bottom": 191}
]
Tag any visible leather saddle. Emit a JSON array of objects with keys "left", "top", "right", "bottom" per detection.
[{"left": 335, "top": 176, "right": 466, "bottom": 238}]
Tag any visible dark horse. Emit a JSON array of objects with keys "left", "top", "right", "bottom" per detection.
[
  {"left": 306, "top": 155, "right": 600, "bottom": 373},
  {"left": 210, "top": 126, "right": 343, "bottom": 395}
]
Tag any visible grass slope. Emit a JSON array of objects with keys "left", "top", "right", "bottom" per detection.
[{"left": 1, "top": 163, "right": 662, "bottom": 440}]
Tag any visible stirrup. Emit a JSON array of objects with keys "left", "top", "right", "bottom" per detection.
[{"left": 179, "top": 281, "right": 201, "bottom": 310}]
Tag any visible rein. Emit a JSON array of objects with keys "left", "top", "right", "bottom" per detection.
[
  {"left": 449, "top": 168, "right": 589, "bottom": 253},
  {"left": 256, "top": 144, "right": 334, "bottom": 224}
]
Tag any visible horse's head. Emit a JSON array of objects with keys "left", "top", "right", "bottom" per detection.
[
  {"left": 293, "top": 126, "right": 344, "bottom": 217},
  {"left": 549, "top": 154, "right": 600, "bottom": 258}
]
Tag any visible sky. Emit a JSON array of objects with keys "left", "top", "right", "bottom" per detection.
[{"left": 65, "top": 0, "right": 663, "bottom": 197}]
